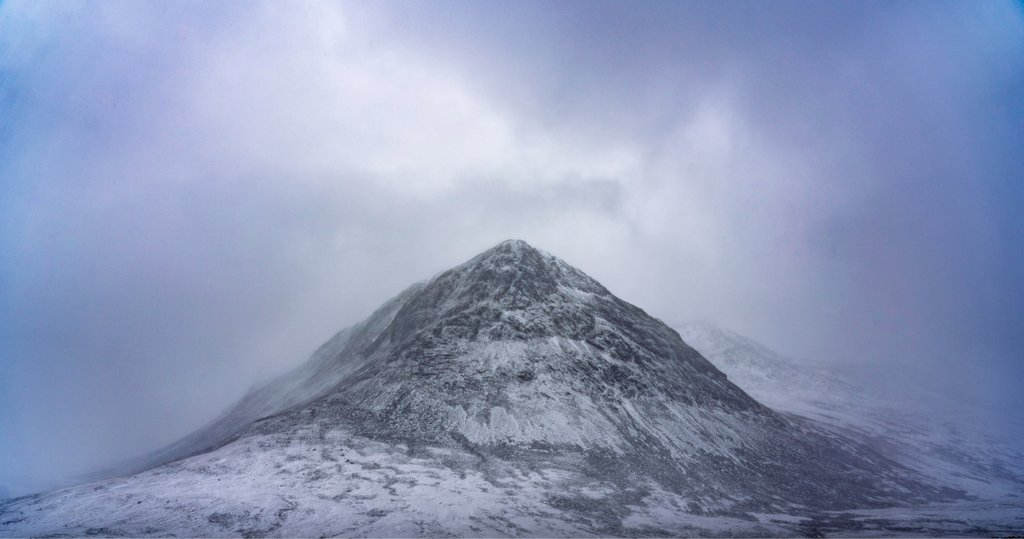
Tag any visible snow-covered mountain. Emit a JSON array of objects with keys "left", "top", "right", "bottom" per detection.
[
  {"left": 678, "top": 322, "right": 872, "bottom": 425},
  {"left": 2, "top": 241, "right": 1020, "bottom": 537},
  {"left": 681, "top": 321, "right": 1024, "bottom": 529}
]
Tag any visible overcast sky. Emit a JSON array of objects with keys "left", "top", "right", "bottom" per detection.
[{"left": 1, "top": 0, "right": 1022, "bottom": 496}]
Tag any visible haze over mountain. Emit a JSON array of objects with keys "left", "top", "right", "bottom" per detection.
[
  {"left": 3, "top": 241, "right": 1018, "bottom": 537},
  {"left": 3, "top": 2, "right": 1023, "bottom": 504},
  {"left": 681, "top": 322, "right": 1024, "bottom": 501}
]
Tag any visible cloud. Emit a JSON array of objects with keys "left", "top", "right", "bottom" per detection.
[{"left": 1, "top": 0, "right": 1022, "bottom": 495}]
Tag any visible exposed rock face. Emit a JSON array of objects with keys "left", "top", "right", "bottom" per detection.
[{"left": 0, "top": 240, "right": 974, "bottom": 537}]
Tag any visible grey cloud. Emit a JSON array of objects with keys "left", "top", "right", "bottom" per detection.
[{"left": 1, "top": 0, "right": 1022, "bottom": 495}]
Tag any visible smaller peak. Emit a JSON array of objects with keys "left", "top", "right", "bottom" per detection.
[{"left": 385, "top": 238, "right": 613, "bottom": 344}]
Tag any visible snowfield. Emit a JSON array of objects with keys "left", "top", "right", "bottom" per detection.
[{"left": 8, "top": 418, "right": 1020, "bottom": 537}]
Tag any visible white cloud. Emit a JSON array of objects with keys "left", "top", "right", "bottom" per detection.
[{"left": 155, "top": 1, "right": 642, "bottom": 199}]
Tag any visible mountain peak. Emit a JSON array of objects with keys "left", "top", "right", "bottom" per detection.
[
  {"left": 463, "top": 239, "right": 561, "bottom": 279},
  {"left": 491, "top": 238, "right": 535, "bottom": 251},
  {"left": 464, "top": 239, "right": 556, "bottom": 283},
  {"left": 380, "top": 240, "right": 613, "bottom": 345}
]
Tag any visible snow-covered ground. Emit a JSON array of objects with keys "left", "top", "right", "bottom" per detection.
[
  {"left": 0, "top": 416, "right": 813, "bottom": 537},
  {"left": 3, "top": 413, "right": 1021, "bottom": 537}
]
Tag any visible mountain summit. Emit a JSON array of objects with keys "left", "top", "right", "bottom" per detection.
[{"left": 0, "top": 240, "right": 963, "bottom": 537}]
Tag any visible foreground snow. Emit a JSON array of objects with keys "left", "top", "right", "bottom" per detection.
[{"left": 5, "top": 422, "right": 1022, "bottom": 538}]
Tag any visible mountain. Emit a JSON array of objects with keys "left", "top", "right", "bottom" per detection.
[
  {"left": 0, "top": 240, "right": 1009, "bottom": 537},
  {"left": 680, "top": 321, "right": 1024, "bottom": 534},
  {"left": 681, "top": 322, "right": 1024, "bottom": 491},
  {"left": 677, "top": 322, "right": 862, "bottom": 423}
]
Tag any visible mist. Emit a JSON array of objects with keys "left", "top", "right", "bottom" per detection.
[{"left": 1, "top": 0, "right": 1022, "bottom": 497}]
